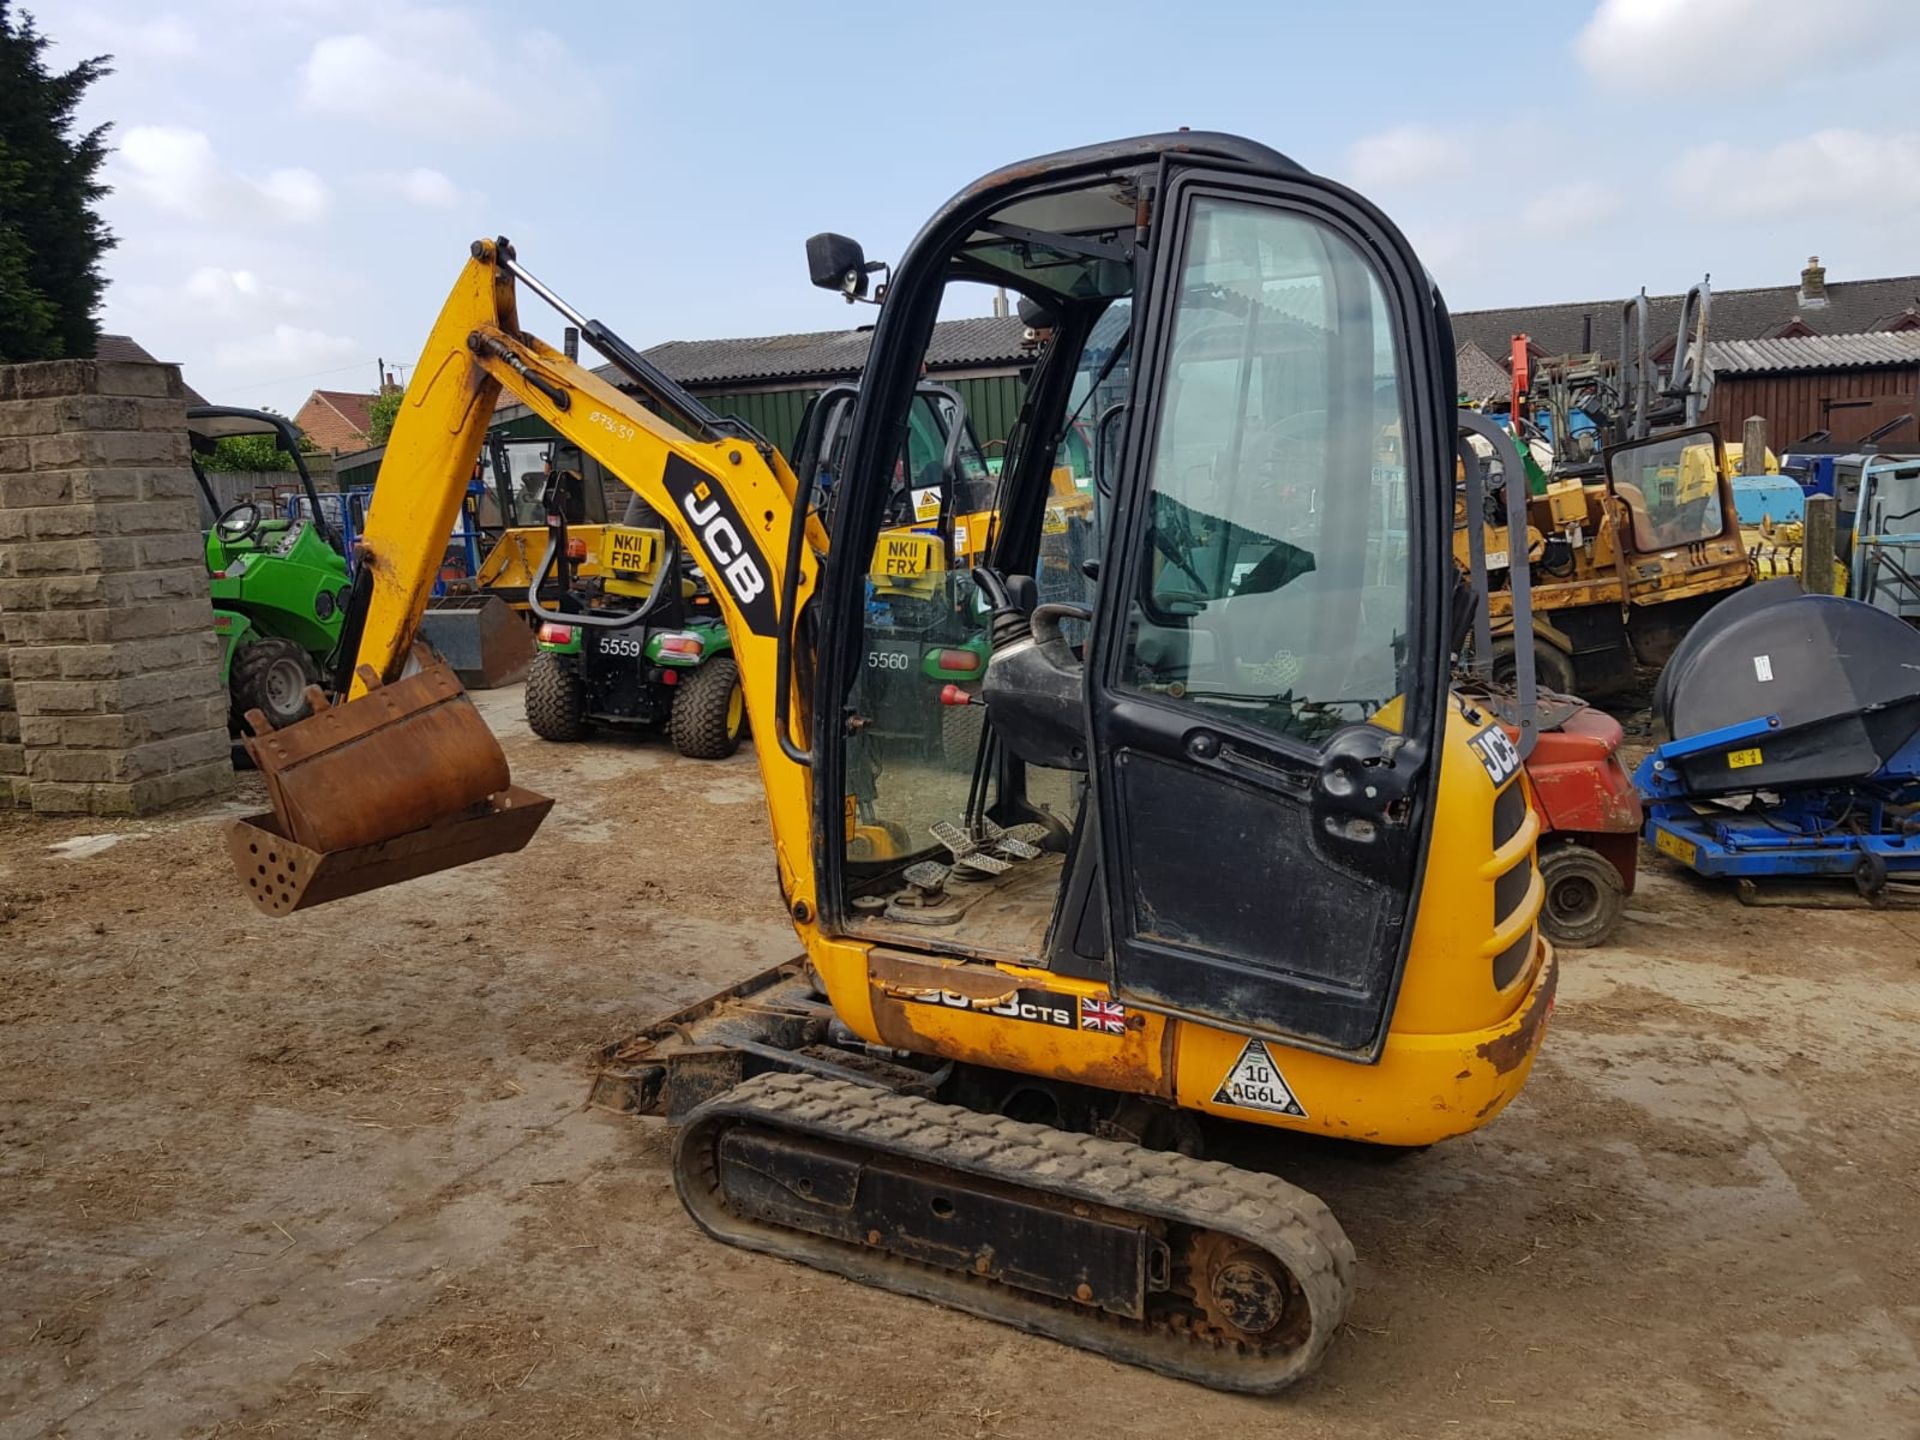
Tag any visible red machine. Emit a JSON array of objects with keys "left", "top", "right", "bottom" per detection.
[{"left": 1512, "top": 698, "right": 1641, "bottom": 947}]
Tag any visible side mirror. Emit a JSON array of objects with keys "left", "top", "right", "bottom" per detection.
[
  {"left": 807, "top": 232, "right": 874, "bottom": 302},
  {"left": 1017, "top": 296, "right": 1058, "bottom": 335}
]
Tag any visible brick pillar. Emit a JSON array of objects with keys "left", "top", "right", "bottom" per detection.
[
  {"left": 0, "top": 644, "right": 20, "bottom": 808},
  {"left": 0, "top": 358, "right": 233, "bottom": 814}
]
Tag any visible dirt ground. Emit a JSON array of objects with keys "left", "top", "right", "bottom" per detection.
[{"left": 4, "top": 687, "right": 1919, "bottom": 1440}]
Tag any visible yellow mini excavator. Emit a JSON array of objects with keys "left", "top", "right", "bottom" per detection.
[{"left": 225, "top": 133, "right": 1554, "bottom": 1393}]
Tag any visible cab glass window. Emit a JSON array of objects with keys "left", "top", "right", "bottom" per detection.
[
  {"left": 1609, "top": 429, "right": 1726, "bottom": 550},
  {"left": 1121, "top": 197, "right": 1411, "bottom": 745}
]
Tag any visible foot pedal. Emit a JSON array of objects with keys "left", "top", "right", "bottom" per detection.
[
  {"left": 931, "top": 819, "right": 1014, "bottom": 877},
  {"left": 903, "top": 860, "right": 950, "bottom": 896},
  {"left": 955, "top": 850, "right": 1012, "bottom": 877},
  {"left": 980, "top": 818, "right": 1043, "bottom": 861},
  {"left": 930, "top": 819, "right": 977, "bottom": 862}
]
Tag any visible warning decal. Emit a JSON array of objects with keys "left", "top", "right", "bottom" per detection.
[{"left": 1213, "top": 1039, "right": 1308, "bottom": 1117}]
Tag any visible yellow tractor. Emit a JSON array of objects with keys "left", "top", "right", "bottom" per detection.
[
  {"left": 223, "top": 133, "right": 1552, "bottom": 1393},
  {"left": 1464, "top": 285, "right": 1753, "bottom": 697}
]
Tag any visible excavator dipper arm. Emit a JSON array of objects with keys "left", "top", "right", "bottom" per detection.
[{"left": 228, "top": 239, "right": 821, "bottom": 915}]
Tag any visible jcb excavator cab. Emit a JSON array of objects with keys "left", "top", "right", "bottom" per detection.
[
  {"left": 228, "top": 133, "right": 1552, "bottom": 1393},
  {"left": 808, "top": 137, "right": 1523, "bottom": 1057}
]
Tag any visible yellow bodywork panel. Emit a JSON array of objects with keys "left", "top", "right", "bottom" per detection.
[
  {"left": 470, "top": 523, "right": 629, "bottom": 603},
  {"left": 802, "top": 701, "right": 1554, "bottom": 1150}
]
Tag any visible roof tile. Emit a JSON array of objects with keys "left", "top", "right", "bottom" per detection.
[
  {"left": 1705, "top": 331, "right": 1920, "bottom": 375},
  {"left": 1451, "top": 274, "right": 1920, "bottom": 362},
  {"left": 599, "top": 315, "right": 1032, "bottom": 388}
]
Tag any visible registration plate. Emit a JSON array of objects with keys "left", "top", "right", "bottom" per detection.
[
  {"left": 603, "top": 525, "right": 661, "bottom": 574},
  {"left": 1654, "top": 828, "right": 1698, "bottom": 866},
  {"left": 873, "top": 533, "right": 941, "bottom": 579}
]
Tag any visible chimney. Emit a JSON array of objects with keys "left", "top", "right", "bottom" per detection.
[
  {"left": 1799, "top": 255, "right": 1828, "bottom": 309},
  {"left": 563, "top": 326, "right": 579, "bottom": 361}
]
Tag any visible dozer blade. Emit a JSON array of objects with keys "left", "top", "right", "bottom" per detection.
[
  {"left": 418, "top": 593, "right": 534, "bottom": 689},
  {"left": 228, "top": 657, "right": 553, "bottom": 915}
]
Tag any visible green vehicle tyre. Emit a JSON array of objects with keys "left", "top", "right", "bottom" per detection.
[
  {"left": 231, "top": 636, "right": 321, "bottom": 733},
  {"left": 669, "top": 655, "right": 745, "bottom": 760},
  {"left": 525, "top": 651, "right": 589, "bottom": 741}
]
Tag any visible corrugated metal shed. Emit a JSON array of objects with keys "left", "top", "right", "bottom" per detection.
[
  {"left": 1705, "top": 332, "right": 1920, "bottom": 375},
  {"left": 1451, "top": 272, "right": 1920, "bottom": 362},
  {"left": 1703, "top": 331, "right": 1920, "bottom": 445},
  {"left": 601, "top": 315, "right": 1031, "bottom": 389},
  {"left": 691, "top": 374, "right": 1025, "bottom": 455}
]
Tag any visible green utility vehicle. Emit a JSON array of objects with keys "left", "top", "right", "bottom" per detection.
[
  {"left": 188, "top": 407, "right": 353, "bottom": 733},
  {"left": 523, "top": 476, "right": 745, "bottom": 759}
]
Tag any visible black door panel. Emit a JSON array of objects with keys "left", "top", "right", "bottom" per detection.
[{"left": 1087, "top": 166, "right": 1450, "bottom": 1061}]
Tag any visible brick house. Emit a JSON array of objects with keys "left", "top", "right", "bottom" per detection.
[{"left": 294, "top": 389, "right": 379, "bottom": 454}]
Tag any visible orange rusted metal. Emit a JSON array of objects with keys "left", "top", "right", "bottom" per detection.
[
  {"left": 228, "top": 786, "right": 552, "bottom": 915},
  {"left": 228, "top": 654, "right": 552, "bottom": 913}
]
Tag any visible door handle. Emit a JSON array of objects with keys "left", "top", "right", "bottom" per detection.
[
  {"left": 1184, "top": 730, "right": 1312, "bottom": 799},
  {"left": 1310, "top": 726, "right": 1422, "bottom": 873}
]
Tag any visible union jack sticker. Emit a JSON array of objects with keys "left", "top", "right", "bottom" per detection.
[{"left": 1079, "top": 995, "right": 1128, "bottom": 1035}]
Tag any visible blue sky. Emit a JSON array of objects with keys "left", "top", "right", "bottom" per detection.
[{"left": 46, "top": 0, "right": 1920, "bottom": 415}]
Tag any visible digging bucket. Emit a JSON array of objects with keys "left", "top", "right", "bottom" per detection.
[
  {"left": 228, "top": 657, "right": 552, "bottom": 915},
  {"left": 418, "top": 593, "right": 535, "bottom": 690}
]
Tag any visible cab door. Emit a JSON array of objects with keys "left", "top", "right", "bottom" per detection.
[{"left": 1087, "top": 170, "right": 1451, "bottom": 1060}]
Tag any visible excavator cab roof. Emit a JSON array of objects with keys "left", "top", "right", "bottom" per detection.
[{"left": 940, "top": 133, "right": 1301, "bottom": 302}]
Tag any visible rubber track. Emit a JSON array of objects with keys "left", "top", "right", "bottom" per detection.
[{"left": 673, "top": 1071, "right": 1356, "bottom": 1393}]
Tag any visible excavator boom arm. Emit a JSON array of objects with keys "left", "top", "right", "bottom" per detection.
[{"left": 349, "top": 239, "right": 822, "bottom": 907}]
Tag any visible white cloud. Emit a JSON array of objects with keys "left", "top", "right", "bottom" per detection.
[
  {"left": 365, "top": 167, "right": 470, "bottom": 208},
  {"left": 1668, "top": 129, "right": 1920, "bottom": 217},
  {"left": 1345, "top": 125, "right": 1473, "bottom": 188},
  {"left": 1577, "top": 0, "right": 1904, "bottom": 88},
  {"left": 1521, "top": 181, "right": 1623, "bottom": 239},
  {"left": 299, "top": 13, "right": 597, "bottom": 135},
  {"left": 300, "top": 32, "right": 493, "bottom": 133},
  {"left": 180, "top": 266, "right": 311, "bottom": 321},
  {"left": 213, "top": 324, "right": 361, "bottom": 373},
  {"left": 116, "top": 127, "right": 331, "bottom": 225}
]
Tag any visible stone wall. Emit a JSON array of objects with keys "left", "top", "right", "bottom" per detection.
[{"left": 0, "top": 358, "right": 233, "bottom": 814}]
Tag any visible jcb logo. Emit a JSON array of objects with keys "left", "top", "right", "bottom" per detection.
[
  {"left": 1468, "top": 723, "right": 1522, "bottom": 788},
  {"left": 661, "top": 457, "right": 777, "bottom": 635},
  {"left": 683, "top": 483, "right": 767, "bottom": 608}
]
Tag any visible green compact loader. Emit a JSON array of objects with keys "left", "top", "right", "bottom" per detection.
[{"left": 188, "top": 407, "right": 354, "bottom": 734}]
